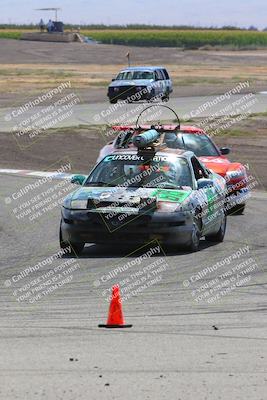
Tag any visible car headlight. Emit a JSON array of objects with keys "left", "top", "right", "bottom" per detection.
[
  {"left": 113, "top": 87, "right": 120, "bottom": 92},
  {"left": 136, "top": 86, "right": 143, "bottom": 92},
  {"left": 63, "top": 197, "right": 72, "bottom": 209},
  {"left": 70, "top": 199, "right": 88, "bottom": 209},
  {"left": 157, "top": 201, "right": 179, "bottom": 213}
]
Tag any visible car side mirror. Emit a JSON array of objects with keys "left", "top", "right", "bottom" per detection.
[
  {"left": 197, "top": 178, "right": 214, "bottom": 190},
  {"left": 71, "top": 175, "right": 86, "bottom": 185},
  {"left": 220, "top": 147, "right": 230, "bottom": 155},
  {"left": 112, "top": 78, "right": 115, "bottom": 81}
]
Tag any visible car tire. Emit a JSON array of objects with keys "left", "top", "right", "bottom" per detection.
[
  {"left": 59, "top": 224, "right": 85, "bottom": 255},
  {"left": 186, "top": 216, "right": 201, "bottom": 252},
  {"left": 162, "top": 91, "right": 170, "bottom": 102},
  {"left": 205, "top": 213, "right": 227, "bottom": 243},
  {"left": 69, "top": 243, "right": 85, "bottom": 255},
  {"left": 110, "top": 98, "right": 117, "bottom": 104},
  {"left": 231, "top": 204, "right": 245, "bottom": 215}
]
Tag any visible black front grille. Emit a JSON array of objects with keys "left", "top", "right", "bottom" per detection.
[{"left": 109, "top": 86, "right": 145, "bottom": 100}]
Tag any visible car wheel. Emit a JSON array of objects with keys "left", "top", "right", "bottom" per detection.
[
  {"left": 162, "top": 92, "right": 170, "bottom": 102},
  {"left": 205, "top": 212, "right": 227, "bottom": 243},
  {"left": 69, "top": 243, "right": 85, "bottom": 255},
  {"left": 186, "top": 217, "right": 201, "bottom": 252},
  {"left": 110, "top": 98, "right": 117, "bottom": 104},
  {"left": 59, "top": 224, "right": 69, "bottom": 249},
  {"left": 231, "top": 204, "right": 245, "bottom": 215},
  {"left": 59, "top": 224, "right": 85, "bottom": 255}
]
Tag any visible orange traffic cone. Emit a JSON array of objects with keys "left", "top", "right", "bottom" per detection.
[{"left": 98, "top": 285, "right": 132, "bottom": 328}]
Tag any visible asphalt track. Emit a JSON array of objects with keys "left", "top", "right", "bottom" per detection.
[
  {"left": 1, "top": 93, "right": 267, "bottom": 132},
  {"left": 1, "top": 173, "right": 267, "bottom": 400}
]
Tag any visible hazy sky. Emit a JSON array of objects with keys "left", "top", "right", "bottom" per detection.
[{"left": 1, "top": 0, "right": 266, "bottom": 28}]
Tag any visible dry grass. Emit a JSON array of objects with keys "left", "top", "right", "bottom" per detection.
[{"left": 1, "top": 62, "right": 267, "bottom": 94}]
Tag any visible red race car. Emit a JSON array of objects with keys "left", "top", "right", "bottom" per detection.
[{"left": 97, "top": 124, "right": 249, "bottom": 214}]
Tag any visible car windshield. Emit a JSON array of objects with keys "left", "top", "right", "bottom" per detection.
[
  {"left": 85, "top": 154, "right": 193, "bottom": 189},
  {"left": 165, "top": 132, "right": 220, "bottom": 156},
  {"left": 116, "top": 71, "right": 155, "bottom": 80}
]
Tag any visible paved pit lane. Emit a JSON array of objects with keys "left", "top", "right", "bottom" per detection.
[{"left": 0, "top": 174, "right": 267, "bottom": 400}]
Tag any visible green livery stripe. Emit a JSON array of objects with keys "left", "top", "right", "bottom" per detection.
[{"left": 206, "top": 188, "right": 215, "bottom": 216}]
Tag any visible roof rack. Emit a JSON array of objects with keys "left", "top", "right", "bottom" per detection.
[
  {"left": 135, "top": 104, "right": 180, "bottom": 131},
  {"left": 133, "top": 128, "right": 161, "bottom": 159},
  {"left": 115, "top": 105, "right": 181, "bottom": 150}
]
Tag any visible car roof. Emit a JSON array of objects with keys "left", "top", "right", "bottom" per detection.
[
  {"left": 112, "top": 124, "right": 205, "bottom": 134},
  {"left": 119, "top": 66, "right": 166, "bottom": 72}
]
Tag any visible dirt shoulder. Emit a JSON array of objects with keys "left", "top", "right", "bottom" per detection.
[
  {"left": 2, "top": 39, "right": 267, "bottom": 66},
  {"left": 1, "top": 40, "right": 267, "bottom": 106}
]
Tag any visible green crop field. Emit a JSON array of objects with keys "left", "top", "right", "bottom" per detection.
[
  {"left": 0, "top": 30, "right": 22, "bottom": 39},
  {"left": 82, "top": 29, "right": 267, "bottom": 49},
  {"left": 1, "top": 28, "right": 267, "bottom": 49}
]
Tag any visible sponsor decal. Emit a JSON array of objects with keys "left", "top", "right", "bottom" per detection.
[
  {"left": 152, "top": 189, "right": 191, "bottom": 203},
  {"left": 104, "top": 154, "right": 169, "bottom": 162}
]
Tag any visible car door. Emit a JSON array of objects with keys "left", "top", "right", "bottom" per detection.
[
  {"left": 161, "top": 68, "right": 172, "bottom": 93},
  {"left": 154, "top": 69, "right": 164, "bottom": 96},
  {"left": 191, "top": 156, "right": 219, "bottom": 234}
]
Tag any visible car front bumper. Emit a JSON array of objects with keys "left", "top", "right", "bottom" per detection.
[
  {"left": 226, "top": 187, "right": 250, "bottom": 209},
  {"left": 61, "top": 208, "right": 194, "bottom": 246},
  {"left": 108, "top": 86, "right": 152, "bottom": 102}
]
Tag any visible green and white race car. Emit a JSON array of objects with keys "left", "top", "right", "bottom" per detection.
[{"left": 60, "top": 129, "right": 227, "bottom": 254}]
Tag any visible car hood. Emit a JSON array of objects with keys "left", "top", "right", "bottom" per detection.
[
  {"left": 199, "top": 156, "right": 234, "bottom": 176},
  {"left": 70, "top": 186, "right": 192, "bottom": 206},
  {"left": 109, "top": 79, "right": 153, "bottom": 87}
]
